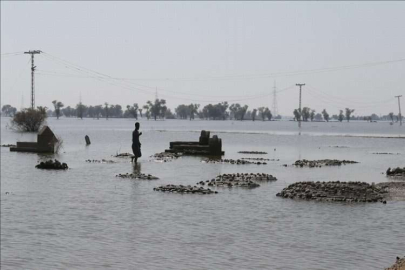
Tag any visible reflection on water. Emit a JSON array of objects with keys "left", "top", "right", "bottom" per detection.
[
  {"left": 1, "top": 118, "right": 404, "bottom": 270},
  {"left": 132, "top": 162, "right": 142, "bottom": 174}
]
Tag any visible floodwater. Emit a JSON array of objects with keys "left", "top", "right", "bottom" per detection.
[{"left": 1, "top": 118, "right": 404, "bottom": 270}]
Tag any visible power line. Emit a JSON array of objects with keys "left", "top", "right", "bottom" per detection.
[
  {"left": 306, "top": 84, "right": 394, "bottom": 105},
  {"left": 39, "top": 52, "right": 296, "bottom": 103},
  {"left": 1, "top": 51, "right": 25, "bottom": 56},
  {"left": 106, "top": 57, "right": 405, "bottom": 82}
]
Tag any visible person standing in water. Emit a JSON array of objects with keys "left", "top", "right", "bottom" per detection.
[{"left": 132, "top": 122, "right": 142, "bottom": 163}]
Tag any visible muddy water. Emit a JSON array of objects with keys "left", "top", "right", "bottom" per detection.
[{"left": 1, "top": 118, "right": 404, "bottom": 270}]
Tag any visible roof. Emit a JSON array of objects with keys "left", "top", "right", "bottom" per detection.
[{"left": 38, "top": 126, "right": 56, "bottom": 138}]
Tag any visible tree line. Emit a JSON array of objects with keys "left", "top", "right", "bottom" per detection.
[
  {"left": 2, "top": 102, "right": 401, "bottom": 122},
  {"left": 292, "top": 107, "right": 401, "bottom": 122}
]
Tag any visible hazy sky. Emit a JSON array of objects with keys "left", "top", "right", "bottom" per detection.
[{"left": 1, "top": 1, "right": 404, "bottom": 116}]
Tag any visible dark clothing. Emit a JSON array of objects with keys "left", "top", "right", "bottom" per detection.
[{"left": 132, "top": 130, "right": 142, "bottom": 158}]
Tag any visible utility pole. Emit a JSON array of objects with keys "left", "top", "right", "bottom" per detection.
[
  {"left": 296, "top": 83, "right": 305, "bottom": 128},
  {"left": 395, "top": 95, "right": 402, "bottom": 126},
  {"left": 24, "top": 50, "right": 41, "bottom": 109},
  {"left": 272, "top": 80, "right": 278, "bottom": 117},
  {"left": 155, "top": 87, "right": 158, "bottom": 101}
]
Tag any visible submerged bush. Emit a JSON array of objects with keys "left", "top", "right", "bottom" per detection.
[{"left": 11, "top": 107, "right": 47, "bottom": 132}]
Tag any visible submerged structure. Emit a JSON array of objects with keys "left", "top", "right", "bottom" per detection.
[
  {"left": 10, "top": 126, "right": 58, "bottom": 153},
  {"left": 165, "top": 130, "right": 224, "bottom": 156}
]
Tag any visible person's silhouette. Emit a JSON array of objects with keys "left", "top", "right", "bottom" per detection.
[{"left": 131, "top": 122, "right": 142, "bottom": 163}]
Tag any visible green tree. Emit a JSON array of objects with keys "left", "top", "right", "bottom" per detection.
[
  {"left": 104, "top": 103, "right": 109, "bottom": 119},
  {"left": 322, "top": 109, "right": 329, "bottom": 122},
  {"left": 258, "top": 107, "right": 266, "bottom": 121},
  {"left": 11, "top": 107, "right": 47, "bottom": 132},
  {"left": 293, "top": 109, "right": 301, "bottom": 121},
  {"left": 126, "top": 103, "right": 139, "bottom": 119},
  {"left": 52, "top": 100, "right": 64, "bottom": 119},
  {"left": 310, "top": 110, "right": 316, "bottom": 121},
  {"left": 1, "top": 104, "right": 17, "bottom": 117},
  {"left": 302, "top": 107, "right": 311, "bottom": 122},
  {"left": 76, "top": 102, "right": 86, "bottom": 119},
  {"left": 229, "top": 103, "right": 248, "bottom": 120},
  {"left": 143, "top": 105, "right": 150, "bottom": 120},
  {"left": 389, "top": 112, "right": 394, "bottom": 122},
  {"left": 264, "top": 108, "right": 272, "bottom": 120},
  {"left": 175, "top": 104, "right": 188, "bottom": 119},
  {"left": 252, "top": 109, "right": 257, "bottom": 121},
  {"left": 145, "top": 99, "right": 167, "bottom": 120},
  {"left": 345, "top": 108, "right": 355, "bottom": 122},
  {"left": 94, "top": 105, "right": 102, "bottom": 119},
  {"left": 338, "top": 110, "right": 344, "bottom": 122},
  {"left": 188, "top": 103, "right": 200, "bottom": 120}
]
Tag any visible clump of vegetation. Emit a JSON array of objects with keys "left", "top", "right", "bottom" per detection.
[
  {"left": 11, "top": 107, "right": 47, "bottom": 132},
  {"left": 54, "top": 134, "right": 64, "bottom": 154},
  {"left": 2, "top": 104, "right": 17, "bottom": 117},
  {"left": 52, "top": 100, "right": 64, "bottom": 119}
]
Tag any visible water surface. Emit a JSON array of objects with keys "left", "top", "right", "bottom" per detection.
[{"left": 1, "top": 118, "right": 404, "bottom": 270}]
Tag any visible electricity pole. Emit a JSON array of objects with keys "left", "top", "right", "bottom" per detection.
[
  {"left": 24, "top": 50, "right": 41, "bottom": 109},
  {"left": 296, "top": 83, "right": 305, "bottom": 128},
  {"left": 395, "top": 95, "right": 402, "bottom": 126}
]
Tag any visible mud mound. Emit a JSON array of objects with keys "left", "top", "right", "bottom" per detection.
[
  {"left": 154, "top": 185, "right": 217, "bottom": 194},
  {"left": 116, "top": 173, "right": 159, "bottom": 180},
  {"left": 293, "top": 159, "right": 358, "bottom": 168},
  {"left": 276, "top": 181, "right": 386, "bottom": 203},
  {"left": 203, "top": 158, "right": 267, "bottom": 165},
  {"left": 36, "top": 159, "right": 68, "bottom": 170}
]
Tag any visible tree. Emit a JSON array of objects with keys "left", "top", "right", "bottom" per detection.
[
  {"left": 126, "top": 104, "right": 139, "bottom": 119},
  {"left": 52, "top": 100, "right": 64, "bottom": 119},
  {"left": 146, "top": 99, "right": 167, "bottom": 120},
  {"left": 258, "top": 107, "right": 266, "bottom": 121},
  {"left": 104, "top": 103, "right": 109, "bottom": 119},
  {"left": 264, "top": 108, "right": 272, "bottom": 121},
  {"left": 188, "top": 104, "right": 200, "bottom": 120},
  {"left": 165, "top": 108, "right": 176, "bottom": 119},
  {"left": 94, "top": 105, "right": 102, "bottom": 119},
  {"left": 138, "top": 108, "right": 143, "bottom": 118},
  {"left": 61, "top": 106, "right": 75, "bottom": 118},
  {"left": 229, "top": 104, "right": 238, "bottom": 120},
  {"left": 143, "top": 105, "right": 150, "bottom": 120},
  {"left": 11, "top": 107, "right": 47, "bottom": 132},
  {"left": 218, "top": 102, "right": 229, "bottom": 120},
  {"left": 345, "top": 108, "right": 355, "bottom": 122},
  {"left": 338, "top": 110, "right": 344, "bottom": 122},
  {"left": 389, "top": 112, "right": 394, "bottom": 122},
  {"left": 314, "top": 113, "right": 323, "bottom": 121},
  {"left": 110, "top": 104, "right": 123, "bottom": 118},
  {"left": 76, "top": 102, "right": 86, "bottom": 119},
  {"left": 293, "top": 109, "right": 301, "bottom": 121},
  {"left": 200, "top": 102, "right": 228, "bottom": 120},
  {"left": 302, "top": 107, "right": 311, "bottom": 122},
  {"left": 257, "top": 107, "right": 272, "bottom": 121},
  {"left": 310, "top": 110, "right": 316, "bottom": 122},
  {"left": 240, "top": 105, "right": 248, "bottom": 120},
  {"left": 370, "top": 113, "right": 379, "bottom": 121},
  {"left": 175, "top": 104, "right": 188, "bottom": 119},
  {"left": 322, "top": 109, "right": 329, "bottom": 122},
  {"left": 1, "top": 105, "right": 17, "bottom": 117},
  {"left": 229, "top": 103, "right": 248, "bottom": 120},
  {"left": 252, "top": 109, "right": 257, "bottom": 121}
]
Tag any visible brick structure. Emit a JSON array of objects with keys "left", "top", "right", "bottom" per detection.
[
  {"left": 10, "top": 126, "right": 58, "bottom": 153},
  {"left": 166, "top": 130, "right": 224, "bottom": 156}
]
